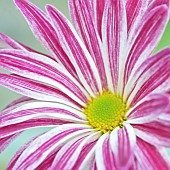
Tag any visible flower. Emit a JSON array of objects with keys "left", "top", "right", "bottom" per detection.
[{"left": 0, "top": 0, "right": 170, "bottom": 169}]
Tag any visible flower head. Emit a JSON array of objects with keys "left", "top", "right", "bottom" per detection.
[{"left": 0, "top": 0, "right": 170, "bottom": 169}]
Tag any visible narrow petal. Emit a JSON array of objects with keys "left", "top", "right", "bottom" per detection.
[
  {"left": 14, "top": 0, "right": 76, "bottom": 75},
  {"left": 134, "top": 119, "right": 170, "bottom": 147},
  {"left": 92, "top": 0, "right": 105, "bottom": 38},
  {"left": 11, "top": 124, "right": 92, "bottom": 169},
  {"left": 135, "top": 138, "right": 170, "bottom": 170},
  {"left": 46, "top": 5, "right": 102, "bottom": 96},
  {"left": 124, "top": 48, "right": 170, "bottom": 105},
  {"left": 110, "top": 124, "right": 136, "bottom": 169},
  {"left": 126, "top": 94, "right": 169, "bottom": 124},
  {"left": 50, "top": 132, "right": 100, "bottom": 170},
  {"left": 0, "top": 50, "right": 89, "bottom": 105},
  {"left": 102, "top": 0, "right": 127, "bottom": 93},
  {"left": 0, "top": 134, "right": 20, "bottom": 153},
  {"left": 69, "top": 0, "right": 107, "bottom": 88},
  {"left": 0, "top": 101, "right": 86, "bottom": 132},
  {"left": 124, "top": 5, "right": 169, "bottom": 86},
  {"left": 0, "top": 118, "right": 66, "bottom": 138},
  {"left": 95, "top": 133, "right": 116, "bottom": 170},
  {"left": 0, "top": 73, "right": 82, "bottom": 108}
]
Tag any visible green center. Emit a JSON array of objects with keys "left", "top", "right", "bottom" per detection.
[{"left": 84, "top": 91, "right": 129, "bottom": 133}]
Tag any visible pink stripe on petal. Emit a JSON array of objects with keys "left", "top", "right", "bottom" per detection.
[
  {"left": 46, "top": 5, "right": 102, "bottom": 96},
  {"left": 125, "top": 48, "right": 170, "bottom": 105},
  {"left": 69, "top": 0, "right": 107, "bottom": 88},
  {"left": 135, "top": 138, "right": 170, "bottom": 170},
  {"left": 0, "top": 133, "right": 20, "bottom": 153},
  {"left": 102, "top": 0, "right": 127, "bottom": 93},
  {"left": 14, "top": 0, "right": 76, "bottom": 76},
  {"left": 0, "top": 50, "right": 88, "bottom": 104},
  {"left": 0, "top": 73, "right": 82, "bottom": 108},
  {"left": 134, "top": 119, "right": 170, "bottom": 147},
  {"left": 50, "top": 132, "right": 99, "bottom": 170},
  {"left": 92, "top": 0, "right": 105, "bottom": 38},
  {"left": 127, "top": 94, "right": 169, "bottom": 124},
  {"left": 0, "top": 118, "right": 67, "bottom": 138},
  {"left": 12, "top": 125, "right": 91, "bottom": 169},
  {"left": 124, "top": 5, "right": 169, "bottom": 86},
  {"left": 110, "top": 124, "right": 136, "bottom": 169}
]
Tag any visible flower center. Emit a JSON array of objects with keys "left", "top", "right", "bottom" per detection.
[{"left": 83, "top": 91, "right": 130, "bottom": 133}]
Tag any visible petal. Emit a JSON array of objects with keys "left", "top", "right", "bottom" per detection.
[
  {"left": 10, "top": 124, "right": 93, "bottom": 169},
  {"left": 134, "top": 119, "right": 170, "bottom": 147},
  {"left": 125, "top": 48, "right": 170, "bottom": 105},
  {"left": 69, "top": 0, "right": 107, "bottom": 88},
  {"left": 92, "top": 0, "right": 105, "bottom": 38},
  {"left": 50, "top": 132, "right": 100, "bottom": 170},
  {"left": 102, "top": 0, "right": 127, "bottom": 93},
  {"left": 46, "top": 5, "right": 102, "bottom": 96},
  {"left": 124, "top": 5, "right": 169, "bottom": 85},
  {"left": 135, "top": 138, "right": 170, "bottom": 170},
  {"left": 110, "top": 124, "right": 136, "bottom": 169},
  {"left": 126, "top": 94, "right": 169, "bottom": 124},
  {"left": 0, "top": 134, "right": 20, "bottom": 153},
  {"left": 0, "top": 50, "right": 89, "bottom": 105},
  {"left": 0, "top": 101, "right": 86, "bottom": 133},
  {"left": 14, "top": 0, "right": 76, "bottom": 76},
  {"left": 0, "top": 73, "right": 81, "bottom": 108},
  {"left": 95, "top": 133, "right": 116, "bottom": 170}
]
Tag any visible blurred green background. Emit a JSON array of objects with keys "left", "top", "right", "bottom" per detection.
[{"left": 0, "top": 0, "right": 170, "bottom": 169}]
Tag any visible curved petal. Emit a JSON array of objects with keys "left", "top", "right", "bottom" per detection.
[
  {"left": 135, "top": 138, "right": 170, "bottom": 170},
  {"left": 0, "top": 50, "right": 89, "bottom": 105},
  {"left": 126, "top": 94, "right": 169, "bottom": 124},
  {"left": 0, "top": 101, "right": 86, "bottom": 132},
  {"left": 124, "top": 5, "right": 169, "bottom": 86},
  {"left": 14, "top": 0, "right": 76, "bottom": 76},
  {"left": 10, "top": 124, "right": 93, "bottom": 169},
  {"left": 46, "top": 5, "right": 102, "bottom": 96},
  {"left": 102, "top": 0, "right": 127, "bottom": 93},
  {"left": 0, "top": 73, "right": 81, "bottom": 108},
  {"left": 50, "top": 132, "right": 100, "bottom": 170},
  {"left": 95, "top": 133, "right": 116, "bottom": 170},
  {"left": 124, "top": 48, "right": 170, "bottom": 105},
  {"left": 134, "top": 119, "right": 170, "bottom": 147},
  {"left": 110, "top": 124, "right": 136, "bottom": 169},
  {"left": 69, "top": 0, "right": 107, "bottom": 88},
  {"left": 0, "top": 133, "right": 20, "bottom": 153}
]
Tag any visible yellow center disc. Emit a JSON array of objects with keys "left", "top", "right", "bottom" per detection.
[{"left": 83, "top": 91, "right": 130, "bottom": 133}]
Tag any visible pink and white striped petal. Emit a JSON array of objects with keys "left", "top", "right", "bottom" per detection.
[
  {"left": 0, "top": 50, "right": 89, "bottom": 105},
  {"left": 14, "top": 0, "right": 76, "bottom": 76},
  {"left": 92, "top": 0, "right": 105, "bottom": 38},
  {"left": 50, "top": 132, "right": 100, "bottom": 170},
  {"left": 124, "top": 5, "right": 169, "bottom": 86},
  {"left": 0, "top": 133, "right": 20, "bottom": 153},
  {"left": 125, "top": 48, "right": 170, "bottom": 106},
  {"left": 95, "top": 124, "right": 136, "bottom": 169},
  {"left": 0, "top": 101, "right": 86, "bottom": 131},
  {"left": 0, "top": 73, "right": 81, "bottom": 108},
  {"left": 126, "top": 94, "right": 169, "bottom": 124},
  {"left": 134, "top": 119, "right": 170, "bottom": 147},
  {"left": 69, "top": 0, "right": 107, "bottom": 88},
  {"left": 110, "top": 124, "right": 136, "bottom": 169},
  {"left": 102, "top": 0, "right": 127, "bottom": 93},
  {"left": 135, "top": 138, "right": 170, "bottom": 170},
  {"left": 46, "top": 5, "right": 102, "bottom": 96},
  {"left": 10, "top": 124, "right": 93, "bottom": 169},
  {"left": 95, "top": 133, "right": 116, "bottom": 170},
  {"left": 0, "top": 118, "right": 67, "bottom": 139}
]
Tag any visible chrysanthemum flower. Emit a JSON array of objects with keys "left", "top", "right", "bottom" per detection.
[{"left": 0, "top": 0, "right": 170, "bottom": 169}]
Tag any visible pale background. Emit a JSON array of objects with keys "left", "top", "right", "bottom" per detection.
[{"left": 0, "top": 0, "right": 170, "bottom": 169}]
